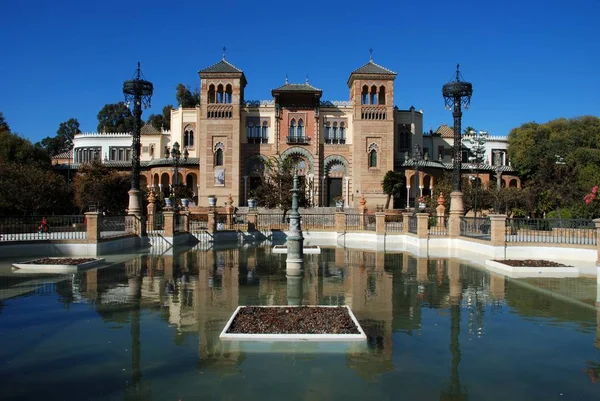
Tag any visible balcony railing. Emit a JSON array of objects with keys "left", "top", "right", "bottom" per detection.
[
  {"left": 325, "top": 138, "right": 346, "bottom": 145},
  {"left": 286, "top": 136, "right": 311, "bottom": 144},
  {"left": 361, "top": 106, "right": 387, "bottom": 120},
  {"left": 207, "top": 104, "right": 233, "bottom": 119}
]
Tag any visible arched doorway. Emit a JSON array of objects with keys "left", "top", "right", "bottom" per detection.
[
  {"left": 160, "top": 172, "right": 170, "bottom": 198},
  {"left": 243, "top": 155, "right": 268, "bottom": 205},
  {"left": 323, "top": 155, "right": 349, "bottom": 207}
]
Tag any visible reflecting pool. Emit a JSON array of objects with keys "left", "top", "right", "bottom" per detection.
[{"left": 0, "top": 246, "right": 599, "bottom": 400}]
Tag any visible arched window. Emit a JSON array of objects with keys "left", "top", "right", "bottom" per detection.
[
  {"left": 208, "top": 84, "right": 216, "bottom": 104},
  {"left": 247, "top": 121, "right": 254, "bottom": 141},
  {"left": 149, "top": 144, "right": 154, "bottom": 158},
  {"left": 217, "top": 84, "right": 224, "bottom": 103},
  {"left": 370, "top": 85, "right": 377, "bottom": 105},
  {"left": 215, "top": 148, "right": 223, "bottom": 166},
  {"left": 225, "top": 84, "right": 233, "bottom": 104},
  {"left": 369, "top": 149, "right": 377, "bottom": 168},
  {"left": 189, "top": 130, "right": 194, "bottom": 147},
  {"left": 332, "top": 122, "right": 338, "bottom": 143},
  {"left": 184, "top": 130, "right": 189, "bottom": 147},
  {"left": 339, "top": 122, "right": 345, "bottom": 143},
  {"left": 261, "top": 121, "right": 268, "bottom": 143},
  {"left": 297, "top": 119, "right": 304, "bottom": 137},
  {"left": 379, "top": 85, "right": 386, "bottom": 105},
  {"left": 361, "top": 85, "right": 369, "bottom": 105},
  {"left": 289, "top": 119, "right": 296, "bottom": 138},
  {"left": 324, "top": 122, "right": 331, "bottom": 143}
]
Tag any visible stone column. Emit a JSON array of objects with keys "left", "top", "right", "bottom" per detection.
[
  {"left": 85, "top": 212, "right": 100, "bottom": 243},
  {"left": 247, "top": 211, "right": 257, "bottom": 231},
  {"left": 147, "top": 191, "right": 156, "bottom": 232},
  {"left": 335, "top": 211, "right": 346, "bottom": 234},
  {"left": 406, "top": 185, "right": 411, "bottom": 210},
  {"left": 225, "top": 194, "right": 234, "bottom": 228},
  {"left": 403, "top": 212, "right": 413, "bottom": 233},
  {"left": 375, "top": 212, "right": 386, "bottom": 235},
  {"left": 180, "top": 211, "right": 190, "bottom": 232},
  {"left": 448, "top": 191, "right": 464, "bottom": 238},
  {"left": 358, "top": 194, "right": 367, "bottom": 230},
  {"left": 416, "top": 213, "right": 429, "bottom": 239},
  {"left": 163, "top": 211, "right": 174, "bottom": 238},
  {"left": 207, "top": 209, "right": 217, "bottom": 234},
  {"left": 594, "top": 218, "right": 600, "bottom": 264},
  {"left": 489, "top": 214, "right": 507, "bottom": 247},
  {"left": 436, "top": 192, "right": 446, "bottom": 227},
  {"left": 344, "top": 176, "right": 350, "bottom": 207}
]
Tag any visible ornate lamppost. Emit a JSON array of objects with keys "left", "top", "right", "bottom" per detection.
[
  {"left": 442, "top": 64, "right": 473, "bottom": 214},
  {"left": 167, "top": 141, "right": 189, "bottom": 206},
  {"left": 405, "top": 144, "right": 428, "bottom": 210},
  {"left": 123, "top": 62, "right": 153, "bottom": 216},
  {"left": 464, "top": 129, "right": 488, "bottom": 218}
]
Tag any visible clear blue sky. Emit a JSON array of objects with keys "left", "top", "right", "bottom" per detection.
[{"left": 1, "top": 0, "right": 598, "bottom": 142}]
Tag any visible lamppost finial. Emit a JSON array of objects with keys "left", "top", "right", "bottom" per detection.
[
  {"left": 369, "top": 48, "right": 373, "bottom": 61},
  {"left": 222, "top": 46, "right": 226, "bottom": 60}
]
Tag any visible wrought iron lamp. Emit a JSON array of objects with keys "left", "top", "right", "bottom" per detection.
[
  {"left": 442, "top": 64, "right": 473, "bottom": 213},
  {"left": 123, "top": 62, "right": 153, "bottom": 216},
  {"left": 405, "top": 144, "right": 428, "bottom": 210},
  {"left": 170, "top": 141, "right": 189, "bottom": 198},
  {"left": 464, "top": 129, "right": 487, "bottom": 217}
]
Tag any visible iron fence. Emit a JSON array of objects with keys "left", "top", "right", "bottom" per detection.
[
  {"left": 364, "top": 214, "right": 376, "bottom": 231},
  {"left": 189, "top": 214, "right": 208, "bottom": 232},
  {"left": 100, "top": 215, "right": 128, "bottom": 238},
  {"left": 300, "top": 214, "right": 336, "bottom": 230},
  {"left": 506, "top": 218, "right": 597, "bottom": 245},
  {"left": 256, "top": 213, "right": 287, "bottom": 230},
  {"left": 216, "top": 213, "right": 248, "bottom": 231},
  {"left": 429, "top": 215, "right": 448, "bottom": 236},
  {"left": 408, "top": 215, "right": 417, "bottom": 234},
  {"left": 385, "top": 214, "right": 403, "bottom": 232},
  {"left": 0, "top": 215, "right": 86, "bottom": 241},
  {"left": 460, "top": 217, "right": 491, "bottom": 240},
  {"left": 345, "top": 214, "right": 364, "bottom": 230}
]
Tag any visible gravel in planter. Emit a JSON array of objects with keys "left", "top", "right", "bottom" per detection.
[
  {"left": 227, "top": 306, "right": 360, "bottom": 335},
  {"left": 23, "top": 258, "right": 97, "bottom": 265},
  {"left": 493, "top": 259, "right": 571, "bottom": 267}
]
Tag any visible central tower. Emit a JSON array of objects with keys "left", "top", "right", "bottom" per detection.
[{"left": 348, "top": 54, "right": 396, "bottom": 205}]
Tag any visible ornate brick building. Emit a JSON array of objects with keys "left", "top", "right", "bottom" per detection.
[{"left": 168, "top": 54, "right": 423, "bottom": 207}]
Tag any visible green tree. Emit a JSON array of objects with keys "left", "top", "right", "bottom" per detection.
[
  {"left": 508, "top": 116, "right": 600, "bottom": 217},
  {"left": 381, "top": 170, "right": 403, "bottom": 209},
  {"left": 0, "top": 124, "right": 50, "bottom": 169},
  {"left": 39, "top": 118, "right": 80, "bottom": 156},
  {"left": 147, "top": 105, "right": 174, "bottom": 130},
  {"left": 0, "top": 112, "right": 9, "bottom": 132},
  {"left": 251, "top": 157, "right": 311, "bottom": 214},
  {"left": 97, "top": 103, "right": 135, "bottom": 132},
  {"left": 72, "top": 161, "right": 131, "bottom": 213},
  {"left": 176, "top": 84, "right": 200, "bottom": 108},
  {"left": 0, "top": 162, "right": 71, "bottom": 214}
]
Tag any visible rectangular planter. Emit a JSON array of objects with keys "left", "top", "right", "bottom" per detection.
[{"left": 220, "top": 305, "right": 366, "bottom": 342}]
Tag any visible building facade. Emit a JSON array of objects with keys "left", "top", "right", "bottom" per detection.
[{"left": 55, "top": 55, "right": 520, "bottom": 209}]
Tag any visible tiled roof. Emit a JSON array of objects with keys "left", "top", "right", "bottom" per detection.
[
  {"left": 52, "top": 149, "right": 73, "bottom": 159},
  {"left": 272, "top": 82, "right": 322, "bottom": 93},
  {"left": 141, "top": 124, "right": 161, "bottom": 135},
  {"left": 435, "top": 124, "right": 455, "bottom": 138},
  {"left": 199, "top": 59, "right": 243, "bottom": 74},
  {"left": 351, "top": 60, "right": 397, "bottom": 75},
  {"left": 400, "top": 159, "right": 515, "bottom": 173}
]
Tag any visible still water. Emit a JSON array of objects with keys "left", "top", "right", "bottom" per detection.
[{"left": 0, "top": 246, "right": 599, "bottom": 400}]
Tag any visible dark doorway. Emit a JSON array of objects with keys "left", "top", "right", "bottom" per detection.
[
  {"left": 327, "top": 178, "right": 342, "bottom": 206},
  {"left": 249, "top": 177, "right": 261, "bottom": 200}
]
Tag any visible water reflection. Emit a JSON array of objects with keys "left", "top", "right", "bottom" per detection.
[{"left": 0, "top": 246, "right": 599, "bottom": 400}]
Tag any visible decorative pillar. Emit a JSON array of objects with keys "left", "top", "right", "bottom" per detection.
[
  {"left": 375, "top": 212, "right": 386, "bottom": 235},
  {"left": 436, "top": 192, "right": 446, "bottom": 227},
  {"left": 335, "top": 211, "right": 346, "bottom": 234},
  {"left": 180, "top": 210, "right": 190, "bottom": 232},
  {"left": 416, "top": 213, "right": 429, "bottom": 239},
  {"left": 207, "top": 209, "right": 217, "bottom": 234},
  {"left": 406, "top": 185, "right": 411, "bottom": 210},
  {"left": 226, "top": 193, "right": 234, "bottom": 228},
  {"left": 403, "top": 212, "right": 413, "bottom": 233},
  {"left": 85, "top": 212, "right": 100, "bottom": 243},
  {"left": 146, "top": 191, "right": 156, "bottom": 232},
  {"left": 359, "top": 194, "right": 367, "bottom": 230},
  {"left": 489, "top": 215, "right": 507, "bottom": 248},
  {"left": 247, "top": 211, "right": 257, "bottom": 231},
  {"left": 163, "top": 211, "right": 174, "bottom": 238},
  {"left": 344, "top": 176, "right": 350, "bottom": 207}
]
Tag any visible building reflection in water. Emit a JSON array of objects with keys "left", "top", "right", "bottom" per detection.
[{"left": 72, "top": 245, "right": 600, "bottom": 387}]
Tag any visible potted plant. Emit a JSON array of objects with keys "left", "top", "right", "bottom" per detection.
[
  {"left": 208, "top": 195, "right": 217, "bottom": 207},
  {"left": 247, "top": 198, "right": 257, "bottom": 209},
  {"left": 417, "top": 196, "right": 427, "bottom": 211},
  {"left": 181, "top": 198, "right": 190, "bottom": 208},
  {"left": 164, "top": 196, "right": 173, "bottom": 208}
]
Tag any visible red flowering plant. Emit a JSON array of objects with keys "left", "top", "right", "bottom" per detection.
[{"left": 584, "top": 186, "right": 598, "bottom": 204}]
